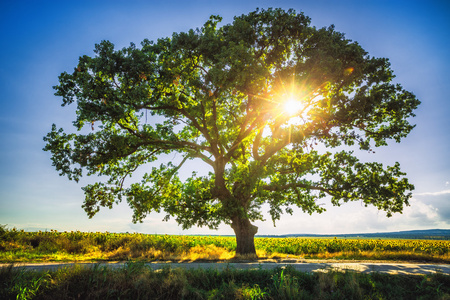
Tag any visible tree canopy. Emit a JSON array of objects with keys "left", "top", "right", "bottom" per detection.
[{"left": 44, "top": 8, "right": 420, "bottom": 255}]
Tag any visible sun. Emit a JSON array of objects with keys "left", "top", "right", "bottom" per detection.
[{"left": 283, "top": 97, "right": 303, "bottom": 116}]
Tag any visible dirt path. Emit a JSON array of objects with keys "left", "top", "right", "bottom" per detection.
[{"left": 2, "top": 261, "right": 449, "bottom": 275}]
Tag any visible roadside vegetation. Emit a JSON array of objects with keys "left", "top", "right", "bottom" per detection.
[
  {"left": 2, "top": 227, "right": 450, "bottom": 299},
  {"left": 1, "top": 227, "right": 449, "bottom": 263},
  {"left": 1, "top": 262, "right": 449, "bottom": 299}
]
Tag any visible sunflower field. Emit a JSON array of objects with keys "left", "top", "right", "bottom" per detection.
[{"left": 1, "top": 226, "right": 449, "bottom": 263}]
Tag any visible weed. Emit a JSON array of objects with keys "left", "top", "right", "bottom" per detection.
[
  {"left": 270, "top": 267, "right": 308, "bottom": 299},
  {"left": 239, "top": 284, "right": 268, "bottom": 299}
]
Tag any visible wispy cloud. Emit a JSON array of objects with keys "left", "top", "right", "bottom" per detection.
[
  {"left": 410, "top": 190, "right": 450, "bottom": 227},
  {"left": 414, "top": 190, "right": 450, "bottom": 196}
]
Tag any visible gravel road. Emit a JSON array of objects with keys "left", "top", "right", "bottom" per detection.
[{"left": 2, "top": 261, "right": 449, "bottom": 275}]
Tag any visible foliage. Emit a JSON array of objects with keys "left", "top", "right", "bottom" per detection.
[
  {"left": 1, "top": 263, "right": 449, "bottom": 299},
  {"left": 1, "top": 229, "right": 449, "bottom": 263},
  {"left": 43, "top": 8, "right": 420, "bottom": 254}
]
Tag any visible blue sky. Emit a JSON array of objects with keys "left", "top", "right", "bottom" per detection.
[{"left": 1, "top": 0, "right": 449, "bottom": 235}]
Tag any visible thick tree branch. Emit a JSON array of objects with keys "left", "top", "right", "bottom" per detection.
[
  {"left": 211, "top": 95, "right": 225, "bottom": 155},
  {"left": 252, "top": 128, "right": 264, "bottom": 160},
  {"left": 260, "top": 136, "right": 290, "bottom": 164},
  {"left": 224, "top": 111, "right": 262, "bottom": 161}
]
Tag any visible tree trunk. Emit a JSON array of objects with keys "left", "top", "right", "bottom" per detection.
[{"left": 231, "top": 217, "right": 258, "bottom": 257}]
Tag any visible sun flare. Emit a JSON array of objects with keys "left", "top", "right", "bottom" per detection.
[{"left": 283, "top": 97, "right": 303, "bottom": 116}]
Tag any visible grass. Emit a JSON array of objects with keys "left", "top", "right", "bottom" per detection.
[{"left": 1, "top": 262, "right": 449, "bottom": 299}]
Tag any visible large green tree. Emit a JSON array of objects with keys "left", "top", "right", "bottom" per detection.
[{"left": 44, "top": 8, "right": 420, "bottom": 256}]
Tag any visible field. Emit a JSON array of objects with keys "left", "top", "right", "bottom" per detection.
[
  {"left": 1, "top": 227, "right": 450, "bottom": 263},
  {"left": 2, "top": 227, "right": 450, "bottom": 299}
]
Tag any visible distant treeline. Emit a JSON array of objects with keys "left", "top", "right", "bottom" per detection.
[{"left": 258, "top": 229, "right": 450, "bottom": 240}]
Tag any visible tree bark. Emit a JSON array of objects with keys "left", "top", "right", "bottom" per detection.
[{"left": 231, "top": 217, "right": 258, "bottom": 257}]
